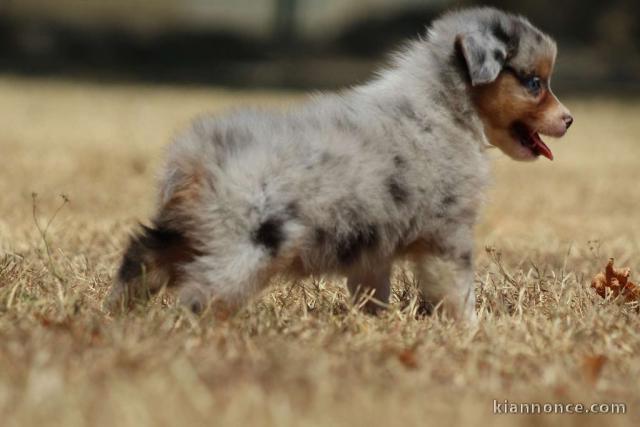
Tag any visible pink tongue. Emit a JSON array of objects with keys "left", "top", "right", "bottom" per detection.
[{"left": 531, "top": 133, "right": 553, "bottom": 160}]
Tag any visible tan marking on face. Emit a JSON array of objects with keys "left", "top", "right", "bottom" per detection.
[
  {"left": 536, "top": 56, "right": 554, "bottom": 82},
  {"left": 471, "top": 52, "right": 572, "bottom": 161}
]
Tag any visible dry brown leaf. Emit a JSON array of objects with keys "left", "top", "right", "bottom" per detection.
[
  {"left": 397, "top": 348, "right": 419, "bottom": 370},
  {"left": 582, "top": 354, "right": 607, "bottom": 386},
  {"left": 591, "top": 258, "right": 640, "bottom": 302}
]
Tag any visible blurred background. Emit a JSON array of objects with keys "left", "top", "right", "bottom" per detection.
[{"left": 1, "top": 0, "right": 638, "bottom": 93}]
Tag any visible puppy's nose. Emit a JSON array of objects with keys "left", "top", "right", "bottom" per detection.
[{"left": 563, "top": 114, "right": 574, "bottom": 130}]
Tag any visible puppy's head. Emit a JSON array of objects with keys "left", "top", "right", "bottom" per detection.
[{"left": 456, "top": 11, "right": 573, "bottom": 161}]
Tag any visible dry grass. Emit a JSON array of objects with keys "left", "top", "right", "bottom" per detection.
[{"left": 1, "top": 75, "right": 639, "bottom": 427}]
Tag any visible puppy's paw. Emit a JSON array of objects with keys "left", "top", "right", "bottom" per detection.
[{"left": 178, "top": 284, "right": 208, "bottom": 315}]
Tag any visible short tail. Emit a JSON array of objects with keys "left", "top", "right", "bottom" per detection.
[
  {"left": 106, "top": 145, "right": 206, "bottom": 311},
  {"left": 105, "top": 221, "right": 199, "bottom": 311}
]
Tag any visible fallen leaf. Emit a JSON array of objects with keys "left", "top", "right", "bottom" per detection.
[
  {"left": 591, "top": 258, "right": 640, "bottom": 302},
  {"left": 397, "top": 348, "right": 419, "bottom": 370},
  {"left": 582, "top": 354, "right": 607, "bottom": 386}
]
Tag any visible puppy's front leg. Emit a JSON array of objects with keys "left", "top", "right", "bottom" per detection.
[
  {"left": 415, "top": 228, "right": 477, "bottom": 322},
  {"left": 346, "top": 263, "right": 391, "bottom": 314}
]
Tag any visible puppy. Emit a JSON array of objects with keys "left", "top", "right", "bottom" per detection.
[{"left": 106, "top": 7, "right": 572, "bottom": 321}]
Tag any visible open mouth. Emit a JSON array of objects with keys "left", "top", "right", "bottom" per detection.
[{"left": 512, "top": 122, "right": 553, "bottom": 160}]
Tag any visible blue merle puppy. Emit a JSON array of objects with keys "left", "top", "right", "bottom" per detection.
[{"left": 106, "top": 7, "right": 573, "bottom": 321}]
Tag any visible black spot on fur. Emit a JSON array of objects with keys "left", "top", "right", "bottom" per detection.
[
  {"left": 393, "top": 155, "right": 406, "bottom": 168},
  {"left": 442, "top": 194, "right": 457, "bottom": 206},
  {"left": 210, "top": 127, "right": 252, "bottom": 157},
  {"left": 387, "top": 176, "right": 409, "bottom": 205},
  {"left": 320, "top": 152, "right": 333, "bottom": 164},
  {"left": 535, "top": 32, "right": 543, "bottom": 43},
  {"left": 454, "top": 115, "right": 468, "bottom": 129},
  {"left": 286, "top": 201, "right": 299, "bottom": 218},
  {"left": 491, "top": 22, "right": 510, "bottom": 45},
  {"left": 435, "top": 193, "right": 458, "bottom": 220},
  {"left": 336, "top": 224, "right": 379, "bottom": 266},
  {"left": 491, "top": 21, "right": 520, "bottom": 57},
  {"left": 252, "top": 217, "right": 285, "bottom": 256},
  {"left": 493, "top": 49, "right": 505, "bottom": 64},
  {"left": 395, "top": 99, "right": 434, "bottom": 132}
]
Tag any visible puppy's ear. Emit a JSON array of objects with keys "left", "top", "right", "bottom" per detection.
[{"left": 456, "top": 32, "right": 507, "bottom": 86}]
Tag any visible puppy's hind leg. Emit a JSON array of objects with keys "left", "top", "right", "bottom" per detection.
[
  {"left": 176, "top": 230, "right": 288, "bottom": 317},
  {"left": 175, "top": 265, "right": 266, "bottom": 319},
  {"left": 105, "top": 222, "right": 199, "bottom": 311},
  {"left": 106, "top": 162, "right": 204, "bottom": 312},
  {"left": 347, "top": 263, "right": 392, "bottom": 314}
]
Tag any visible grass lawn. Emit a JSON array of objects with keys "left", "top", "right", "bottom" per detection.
[{"left": 1, "top": 75, "right": 639, "bottom": 426}]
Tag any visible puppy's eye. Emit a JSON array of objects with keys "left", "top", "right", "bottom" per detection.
[{"left": 524, "top": 76, "right": 542, "bottom": 94}]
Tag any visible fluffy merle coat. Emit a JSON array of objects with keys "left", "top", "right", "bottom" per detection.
[{"left": 107, "top": 8, "right": 562, "bottom": 320}]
